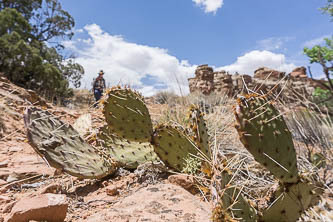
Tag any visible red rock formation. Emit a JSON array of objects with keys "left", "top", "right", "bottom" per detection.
[
  {"left": 188, "top": 65, "right": 214, "bottom": 95},
  {"left": 188, "top": 65, "right": 328, "bottom": 99},
  {"left": 254, "top": 67, "right": 285, "bottom": 80}
]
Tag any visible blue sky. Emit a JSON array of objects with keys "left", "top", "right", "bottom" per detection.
[{"left": 59, "top": 0, "right": 332, "bottom": 95}]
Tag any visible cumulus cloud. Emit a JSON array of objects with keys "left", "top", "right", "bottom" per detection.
[
  {"left": 256, "top": 37, "right": 294, "bottom": 51},
  {"left": 303, "top": 35, "right": 331, "bottom": 48},
  {"left": 64, "top": 25, "right": 298, "bottom": 96},
  {"left": 217, "top": 50, "right": 297, "bottom": 75},
  {"left": 192, "top": 0, "right": 224, "bottom": 14},
  {"left": 64, "top": 24, "right": 197, "bottom": 96}
]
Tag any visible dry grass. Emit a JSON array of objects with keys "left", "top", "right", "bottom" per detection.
[{"left": 153, "top": 89, "right": 333, "bottom": 221}]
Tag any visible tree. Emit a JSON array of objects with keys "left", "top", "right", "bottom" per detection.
[
  {"left": 303, "top": 0, "right": 333, "bottom": 99},
  {"left": 304, "top": 38, "right": 333, "bottom": 93},
  {"left": 0, "top": 0, "right": 83, "bottom": 99},
  {"left": 321, "top": 0, "right": 333, "bottom": 19}
]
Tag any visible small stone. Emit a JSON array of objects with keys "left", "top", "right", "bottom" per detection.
[
  {"left": 0, "top": 195, "right": 11, "bottom": 204},
  {"left": 101, "top": 181, "right": 108, "bottom": 187},
  {"left": 168, "top": 175, "right": 197, "bottom": 194},
  {"left": 0, "top": 161, "right": 8, "bottom": 168},
  {"left": 39, "top": 184, "right": 62, "bottom": 194},
  {"left": 106, "top": 185, "right": 119, "bottom": 196}
]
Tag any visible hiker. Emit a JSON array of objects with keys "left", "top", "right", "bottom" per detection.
[{"left": 92, "top": 70, "right": 106, "bottom": 106}]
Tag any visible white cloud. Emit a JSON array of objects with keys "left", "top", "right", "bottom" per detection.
[
  {"left": 192, "top": 0, "right": 223, "bottom": 14},
  {"left": 303, "top": 35, "right": 331, "bottom": 48},
  {"left": 64, "top": 24, "right": 196, "bottom": 96},
  {"left": 256, "top": 37, "right": 293, "bottom": 51},
  {"left": 217, "top": 50, "right": 297, "bottom": 75}
]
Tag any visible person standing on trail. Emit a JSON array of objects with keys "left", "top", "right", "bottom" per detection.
[{"left": 92, "top": 70, "right": 106, "bottom": 106}]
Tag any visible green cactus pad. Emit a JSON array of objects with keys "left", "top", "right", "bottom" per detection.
[
  {"left": 261, "top": 181, "right": 322, "bottom": 222},
  {"left": 187, "top": 105, "right": 211, "bottom": 161},
  {"left": 152, "top": 124, "right": 199, "bottom": 172},
  {"left": 234, "top": 94, "right": 298, "bottom": 183},
  {"left": 102, "top": 87, "right": 153, "bottom": 143},
  {"left": 217, "top": 169, "right": 257, "bottom": 222},
  {"left": 24, "top": 108, "right": 117, "bottom": 179},
  {"left": 98, "top": 126, "right": 159, "bottom": 169}
]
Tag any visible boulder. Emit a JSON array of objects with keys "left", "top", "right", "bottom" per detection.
[
  {"left": 5, "top": 194, "right": 68, "bottom": 222},
  {"left": 86, "top": 183, "right": 210, "bottom": 222}
]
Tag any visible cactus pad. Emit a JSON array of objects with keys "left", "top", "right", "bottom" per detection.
[
  {"left": 234, "top": 94, "right": 298, "bottom": 183},
  {"left": 102, "top": 87, "right": 153, "bottom": 142},
  {"left": 261, "top": 181, "right": 322, "bottom": 222},
  {"left": 187, "top": 105, "right": 211, "bottom": 161},
  {"left": 215, "top": 169, "right": 257, "bottom": 222},
  {"left": 152, "top": 124, "right": 199, "bottom": 172},
  {"left": 24, "top": 108, "right": 117, "bottom": 179},
  {"left": 98, "top": 126, "right": 159, "bottom": 169}
]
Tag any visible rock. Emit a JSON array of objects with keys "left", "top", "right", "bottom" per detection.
[
  {"left": 2, "top": 202, "right": 15, "bottom": 213},
  {"left": 195, "top": 64, "right": 214, "bottom": 81},
  {"left": 254, "top": 67, "right": 285, "bottom": 80},
  {"left": 0, "top": 179, "right": 6, "bottom": 186},
  {"left": 5, "top": 194, "right": 68, "bottom": 222},
  {"left": 188, "top": 65, "right": 328, "bottom": 99},
  {"left": 106, "top": 185, "right": 119, "bottom": 196},
  {"left": 0, "top": 161, "right": 8, "bottom": 168},
  {"left": 39, "top": 183, "right": 62, "bottom": 194},
  {"left": 86, "top": 183, "right": 210, "bottom": 222},
  {"left": 189, "top": 65, "right": 215, "bottom": 95},
  {"left": 0, "top": 195, "right": 11, "bottom": 204},
  {"left": 290, "top": 66, "right": 307, "bottom": 79},
  {"left": 168, "top": 175, "right": 197, "bottom": 194}
]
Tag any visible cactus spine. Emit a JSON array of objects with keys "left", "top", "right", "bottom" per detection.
[
  {"left": 212, "top": 164, "right": 257, "bottom": 222},
  {"left": 97, "top": 126, "right": 158, "bottom": 169},
  {"left": 102, "top": 87, "right": 153, "bottom": 143},
  {"left": 24, "top": 108, "right": 117, "bottom": 179},
  {"left": 151, "top": 124, "right": 201, "bottom": 172},
  {"left": 187, "top": 105, "right": 212, "bottom": 161},
  {"left": 232, "top": 94, "right": 322, "bottom": 222},
  {"left": 234, "top": 94, "right": 298, "bottom": 183}
]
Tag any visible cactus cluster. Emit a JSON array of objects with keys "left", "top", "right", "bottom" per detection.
[
  {"left": 24, "top": 87, "right": 323, "bottom": 221},
  {"left": 24, "top": 86, "right": 212, "bottom": 178},
  {"left": 212, "top": 94, "right": 322, "bottom": 222}
]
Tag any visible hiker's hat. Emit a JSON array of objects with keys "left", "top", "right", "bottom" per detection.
[{"left": 99, "top": 70, "right": 104, "bottom": 75}]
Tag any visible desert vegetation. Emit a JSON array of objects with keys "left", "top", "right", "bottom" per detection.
[{"left": 0, "top": 0, "right": 333, "bottom": 221}]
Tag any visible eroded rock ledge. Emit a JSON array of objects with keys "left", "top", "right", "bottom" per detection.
[{"left": 188, "top": 65, "right": 326, "bottom": 99}]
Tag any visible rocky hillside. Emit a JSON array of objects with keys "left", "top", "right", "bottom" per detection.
[
  {"left": 0, "top": 75, "right": 211, "bottom": 222},
  {"left": 0, "top": 74, "right": 332, "bottom": 222}
]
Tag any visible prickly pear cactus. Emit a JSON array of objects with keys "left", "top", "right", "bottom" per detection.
[
  {"left": 98, "top": 126, "right": 159, "bottom": 169},
  {"left": 234, "top": 94, "right": 298, "bottom": 183},
  {"left": 24, "top": 108, "right": 117, "bottom": 179},
  {"left": 102, "top": 87, "right": 153, "bottom": 143},
  {"left": 187, "top": 105, "right": 211, "bottom": 161},
  {"left": 212, "top": 165, "right": 257, "bottom": 222},
  {"left": 310, "top": 152, "right": 326, "bottom": 169},
  {"left": 152, "top": 124, "right": 199, "bottom": 172},
  {"left": 261, "top": 181, "right": 322, "bottom": 222}
]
